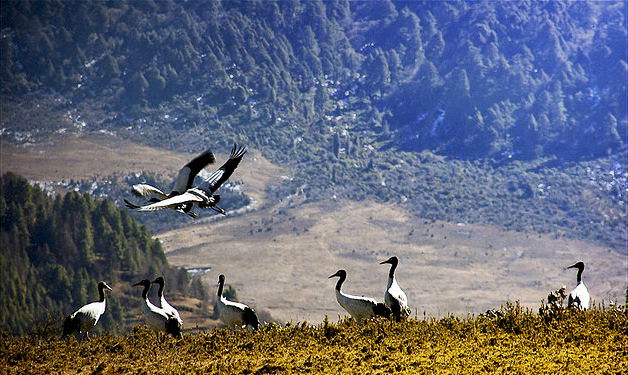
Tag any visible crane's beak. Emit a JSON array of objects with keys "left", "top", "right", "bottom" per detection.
[
  {"left": 211, "top": 205, "right": 227, "bottom": 215},
  {"left": 105, "top": 284, "right": 113, "bottom": 291},
  {"left": 132, "top": 281, "right": 143, "bottom": 287}
]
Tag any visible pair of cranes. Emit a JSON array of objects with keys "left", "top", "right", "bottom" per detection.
[
  {"left": 329, "top": 256, "right": 410, "bottom": 323},
  {"left": 124, "top": 144, "right": 247, "bottom": 218}
]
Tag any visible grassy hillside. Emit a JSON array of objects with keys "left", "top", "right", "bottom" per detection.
[{"left": 1, "top": 305, "right": 626, "bottom": 374}]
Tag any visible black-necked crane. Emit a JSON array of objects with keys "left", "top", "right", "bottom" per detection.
[
  {"left": 125, "top": 144, "right": 246, "bottom": 217},
  {"left": 380, "top": 256, "right": 411, "bottom": 321},
  {"left": 216, "top": 274, "right": 259, "bottom": 330},
  {"left": 566, "top": 261, "right": 590, "bottom": 310},
  {"left": 152, "top": 276, "right": 183, "bottom": 329},
  {"left": 62, "top": 281, "right": 112, "bottom": 339},
  {"left": 125, "top": 148, "right": 216, "bottom": 217},
  {"left": 328, "top": 269, "right": 391, "bottom": 323},
  {"left": 133, "top": 279, "right": 182, "bottom": 338}
]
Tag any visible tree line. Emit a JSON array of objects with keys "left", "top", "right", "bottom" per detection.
[{"left": 0, "top": 173, "right": 205, "bottom": 335}]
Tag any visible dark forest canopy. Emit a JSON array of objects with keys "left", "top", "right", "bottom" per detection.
[
  {"left": 0, "top": 172, "right": 204, "bottom": 335},
  {"left": 1, "top": 0, "right": 625, "bottom": 161},
  {"left": 0, "top": 1, "right": 625, "bottom": 252}
]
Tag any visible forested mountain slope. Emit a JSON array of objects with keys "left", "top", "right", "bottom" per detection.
[
  {"left": 1, "top": 1, "right": 625, "bottom": 250},
  {"left": 0, "top": 173, "right": 205, "bottom": 334},
  {"left": 2, "top": 1, "right": 625, "bottom": 159}
]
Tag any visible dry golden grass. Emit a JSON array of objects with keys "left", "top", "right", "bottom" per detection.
[{"left": 1, "top": 305, "right": 626, "bottom": 374}]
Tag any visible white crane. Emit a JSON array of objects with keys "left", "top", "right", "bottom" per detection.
[
  {"left": 380, "top": 256, "right": 411, "bottom": 321},
  {"left": 328, "top": 269, "right": 391, "bottom": 323},
  {"left": 133, "top": 279, "right": 182, "bottom": 338},
  {"left": 566, "top": 262, "right": 590, "bottom": 310},
  {"left": 125, "top": 148, "right": 216, "bottom": 217},
  {"left": 62, "top": 281, "right": 112, "bottom": 339},
  {"left": 152, "top": 276, "right": 183, "bottom": 328},
  {"left": 216, "top": 274, "right": 259, "bottom": 330},
  {"left": 125, "top": 144, "right": 246, "bottom": 217}
]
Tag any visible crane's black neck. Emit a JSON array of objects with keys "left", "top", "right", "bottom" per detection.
[
  {"left": 141, "top": 283, "right": 150, "bottom": 300},
  {"left": 576, "top": 267, "right": 583, "bottom": 284},
  {"left": 388, "top": 262, "right": 398, "bottom": 279},
  {"left": 335, "top": 274, "right": 346, "bottom": 291},
  {"left": 217, "top": 279, "right": 224, "bottom": 298},
  {"left": 156, "top": 281, "right": 164, "bottom": 298},
  {"left": 98, "top": 285, "right": 106, "bottom": 302}
]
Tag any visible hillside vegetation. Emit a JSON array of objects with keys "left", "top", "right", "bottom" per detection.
[
  {"left": 1, "top": 0, "right": 626, "bottom": 251},
  {"left": 1, "top": 304, "right": 626, "bottom": 374},
  {"left": 0, "top": 173, "right": 206, "bottom": 335},
  {"left": 1, "top": 1, "right": 625, "bottom": 160}
]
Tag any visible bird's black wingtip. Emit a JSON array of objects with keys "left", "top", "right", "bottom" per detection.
[
  {"left": 124, "top": 199, "right": 140, "bottom": 210},
  {"left": 230, "top": 143, "right": 247, "bottom": 159}
]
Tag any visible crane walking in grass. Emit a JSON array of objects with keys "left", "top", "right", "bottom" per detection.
[
  {"left": 566, "top": 261, "right": 590, "bottom": 310},
  {"left": 380, "top": 256, "right": 411, "bottom": 321},
  {"left": 152, "top": 277, "right": 183, "bottom": 329},
  {"left": 133, "top": 279, "right": 182, "bottom": 339},
  {"left": 125, "top": 144, "right": 246, "bottom": 217},
  {"left": 216, "top": 274, "right": 259, "bottom": 330},
  {"left": 61, "top": 281, "right": 112, "bottom": 340},
  {"left": 328, "top": 269, "right": 391, "bottom": 323}
]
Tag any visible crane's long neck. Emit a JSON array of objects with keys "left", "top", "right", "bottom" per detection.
[
  {"left": 576, "top": 267, "right": 583, "bottom": 284},
  {"left": 335, "top": 274, "right": 346, "bottom": 292},
  {"left": 141, "top": 284, "right": 150, "bottom": 300},
  {"left": 98, "top": 285, "right": 106, "bottom": 302},
  {"left": 217, "top": 279, "right": 224, "bottom": 298},
  {"left": 388, "top": 262, "right": 397, "bottom": 280},
  {"left": 157, "top": 282, "right": 164, "bottom": 298}
]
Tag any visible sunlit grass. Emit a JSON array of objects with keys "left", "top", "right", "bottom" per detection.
[{"left": 1, "top": 303, "right": 626, "bottom": 374}]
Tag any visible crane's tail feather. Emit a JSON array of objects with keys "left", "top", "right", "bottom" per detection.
[
  {"left": 373, "top": 303, "right": 392, "bottom": 319},
  {"left": 61, "top": 315, "right": 78, "bottom": 339},
  {"left": 165, "top": 317, "right": 183, "bottom": 339},
  {"left": 243, "top": 307, "right": 259, "bottom": 330}
]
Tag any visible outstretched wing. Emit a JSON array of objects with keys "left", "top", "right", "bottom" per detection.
[
  {"left": 172, "top": 149, "right": 216, "bottom": 194},
  {"left": 132, "top": 184, "right": 168, "bottom": 199},
  {"left": 200, "top": 144, "right": 247, "bottom": 193},
  {"left": 128, "top": 191, "right": 205, "bottom": 212}
]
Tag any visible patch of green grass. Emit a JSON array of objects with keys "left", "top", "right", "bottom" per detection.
[{"left": 1, "top": 304, "right": 626, "bottom": 374}]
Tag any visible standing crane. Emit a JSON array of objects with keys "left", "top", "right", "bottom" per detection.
[
  {"left": 62, "top": 281, "right": 112, "bottom": 339},
  {"left": 380, "top": 256, "right": 411, "bottom": 321},
  {"left": 328, "top": 269, "right": 391, "bottom": 323}
]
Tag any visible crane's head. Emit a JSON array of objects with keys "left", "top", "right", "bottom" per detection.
[
  {"left": 380, "top": 256, "right": 399, "bottom": 266},
  {"left": 152, "top": 276, "right": 165, "bottom": 286},
  {"left": 328, "top": 269, "right": 347, "bottom": 279},
  {"left": 98, "top": 281, "right": 113, "bottom": 292},
  {"left": 567, "top": 261, "right": 585, "bottom": 271},
  {"left": 218, "top": 274, "right": 226, "bottom": 285},
  {"left": 132, "top": 279, "right": 151, "bottom": 288}
]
